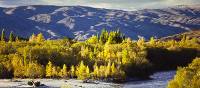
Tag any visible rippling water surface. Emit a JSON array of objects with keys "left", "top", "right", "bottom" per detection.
[{"left": 123, "top": 71, "right": 176, "bottom": 88}]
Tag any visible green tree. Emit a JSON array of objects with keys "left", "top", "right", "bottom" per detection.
[
  {"left": 106, "top": 30, "right": 125, "bottom": 44},
  {"left": 99, "top": 29, "right": 109, "bottom": 44},
  {"left": 9, "top": 31, "right": 14, "bottom": 42},
  {"left": 1, "top": 29, "right": 5, "bottom": 41},
  {"left": 107, "top": 32, "right": 115, "bottom": 44}
]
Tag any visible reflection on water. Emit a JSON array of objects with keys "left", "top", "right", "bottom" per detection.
[{"left": 123, "top": 71, "right": 176, "bottom": 88}]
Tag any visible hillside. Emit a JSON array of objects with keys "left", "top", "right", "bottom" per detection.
[
  {"left": 0, "top": 5, "right": 200, "bottom": 40},
  {"left": 160, "top": 30, "right": 200, "bottom": 42}
]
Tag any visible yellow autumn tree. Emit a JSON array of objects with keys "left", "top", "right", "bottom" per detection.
[
  {"left": 76, "top": 61, "right": 88, "bottom": 80},
  {"left": 86, "top": 66, "right": 90, "bottom": 78},
  {"left": 105, "top": 61, "right": 111, "bottom": 77},
  {"left": 25, "top": 62, "right": 44, "bottom": 78},
  {"left": 29, "top": 33, "right": 36, "bottom": 42},
  {"left": 86, "top": 35, "right": 98, "bottom": 44},
  {"left": 122, "top": 49, "right": 129, "bottom": 64},
  {"left": 13, "top": 59, "right": 26, "bottom": 78},
  {"left": 137, "top": 37, "right": 145, "bottom": 49},
  {"left": 59, "top": 64, "right": 67, "bottom": 78},
  {"left": 99, "top": 65, "right": 106, "bottom": 78},
  {"left": 46, "top": 61, "right": 53, "bottom": 78},
  {"left": 111, "top": 63, "right": 117, "bottom": 77},
  {"left": 37, "top": 33, "right": 45, "bottom": 42},
  {"left": 93, "top": 63, "right": 99, "bottom": 79},
  {"left": 70, "top": 65, "right": 75, "bottom": 78},
  {"left": 149, "top": 37, "right": 156, "bottom": 45},
  {"left": 52, "top": 66, "right": 58, "bottom": 78}
]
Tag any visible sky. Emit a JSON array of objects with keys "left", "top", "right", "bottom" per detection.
[{"left": 0, "top": 0, "right": 199, "bottom": 11}]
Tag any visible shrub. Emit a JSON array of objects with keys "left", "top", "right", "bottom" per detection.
[{"left": 167, "top": 57, "right": 200, "bottom": 88}]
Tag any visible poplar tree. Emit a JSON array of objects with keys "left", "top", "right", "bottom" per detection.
[
  {"left": 26, "top": 62, "right": 44, "bottom": 78},
  {"left": 137, "top": 37, "right": 145, "bottom": 49},
  {"left": 93, "top": 63, "right": 99, "bottom": 78},
  {"left": 111, "top": 63, "right": 117, "bottom": 77},
  {"left": 99, "top": 65, "right": 106, "bottom": 78},
  {"left": 9, "top": 31, "right": 14, "bottom": 42},
  {"left": 122, "top": 49, "right": 128, "bottom": 64},
  {"left": 86, "top": 35, "right": 98, "bottom": 44},
  {"left": 1, "top": 29, "right": 5, "bottom": 41},
  {"left": 60, "top": 64, "right": 67, "bottom": 78},
  {"left": 86, "top": 66, "right": 90, "bottom": 78},
  {"left": 15, "top": 36, "right": 19, "bottom": 42},
  {"left": 52, "top": 66, "right": 57, "bottom": 78},
  {"left": 76, "top": 61, "right": 87, "bottom": 80},
  {"left": 29, "top": 33, "right": 36, "bottom": 42},
  {"left": 105, "top": 61, "right": 111, "bottom": 77},
  {"left": 46, "top": 61, "right": 53, "bottom": 78},
  {"left": 149, "top": 37, "right": 155, "bottom": 45},
  {"left": 70, "top": 65, "right": 75, "bottom": 78},
  {"left": 37, "top": 33, "right": 45, "bottom": 42},
  {"left": 99, "top": 29, "right": 109, "bottom": 44}
]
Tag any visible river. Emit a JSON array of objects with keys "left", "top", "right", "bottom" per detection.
[
  {"left": 0, "top": 71, "right": 176, "bottom": 88},
  {"left": 123, "top": 71, "right": 176, "bottom": 88}
]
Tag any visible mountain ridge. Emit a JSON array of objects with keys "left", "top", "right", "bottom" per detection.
[{"left": 0, "top": 5, "right": 200, "bottom": 40}]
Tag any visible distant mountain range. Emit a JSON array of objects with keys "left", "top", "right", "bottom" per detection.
[{"left": 0, "top": 5, "right": 200, "bottom": 40}]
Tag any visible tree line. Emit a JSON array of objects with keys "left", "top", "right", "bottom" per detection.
[{"left": 0, "top": 29, "right": 199, "bottom": 82}]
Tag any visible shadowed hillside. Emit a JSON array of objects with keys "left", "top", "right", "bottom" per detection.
[
  {"left": 160, "top": 30, "right": 200, "bottom": 42},
  {"left": 0, "top": 5, "right": 200, "bottom": 40}
]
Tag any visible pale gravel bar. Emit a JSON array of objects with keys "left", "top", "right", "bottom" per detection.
[{"left": 0, "top": 79, "right": 122, "bottom": 88}]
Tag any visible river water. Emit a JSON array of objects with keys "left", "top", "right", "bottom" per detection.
[{"left": 123, "top": 71, "right": 176, "bottom": 88}]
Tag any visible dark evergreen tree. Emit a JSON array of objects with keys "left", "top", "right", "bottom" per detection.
[
  {"left": 107, "top": 30, "right": 125, "bottom": 44},
  {"left": 1, "top": 29, "right": 5, "bottom": 41},
  {"left": 9, "top": 31, "right": 14, "bottom": 42},
  {"left": 99, "top": 29, "right": 109, "bottom": 44}
]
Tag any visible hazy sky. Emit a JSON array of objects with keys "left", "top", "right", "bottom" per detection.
[{"left": 0, "top": 0, "right": 199, "bottom": 10}]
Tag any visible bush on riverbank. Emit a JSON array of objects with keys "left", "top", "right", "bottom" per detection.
[{"left": 167, "top": 57, "right": 200, "bottom": 88}]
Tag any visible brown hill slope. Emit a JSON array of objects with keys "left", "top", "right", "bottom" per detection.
[{"left": 160, "top": 30, "right": 200, "bottom": 42}]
